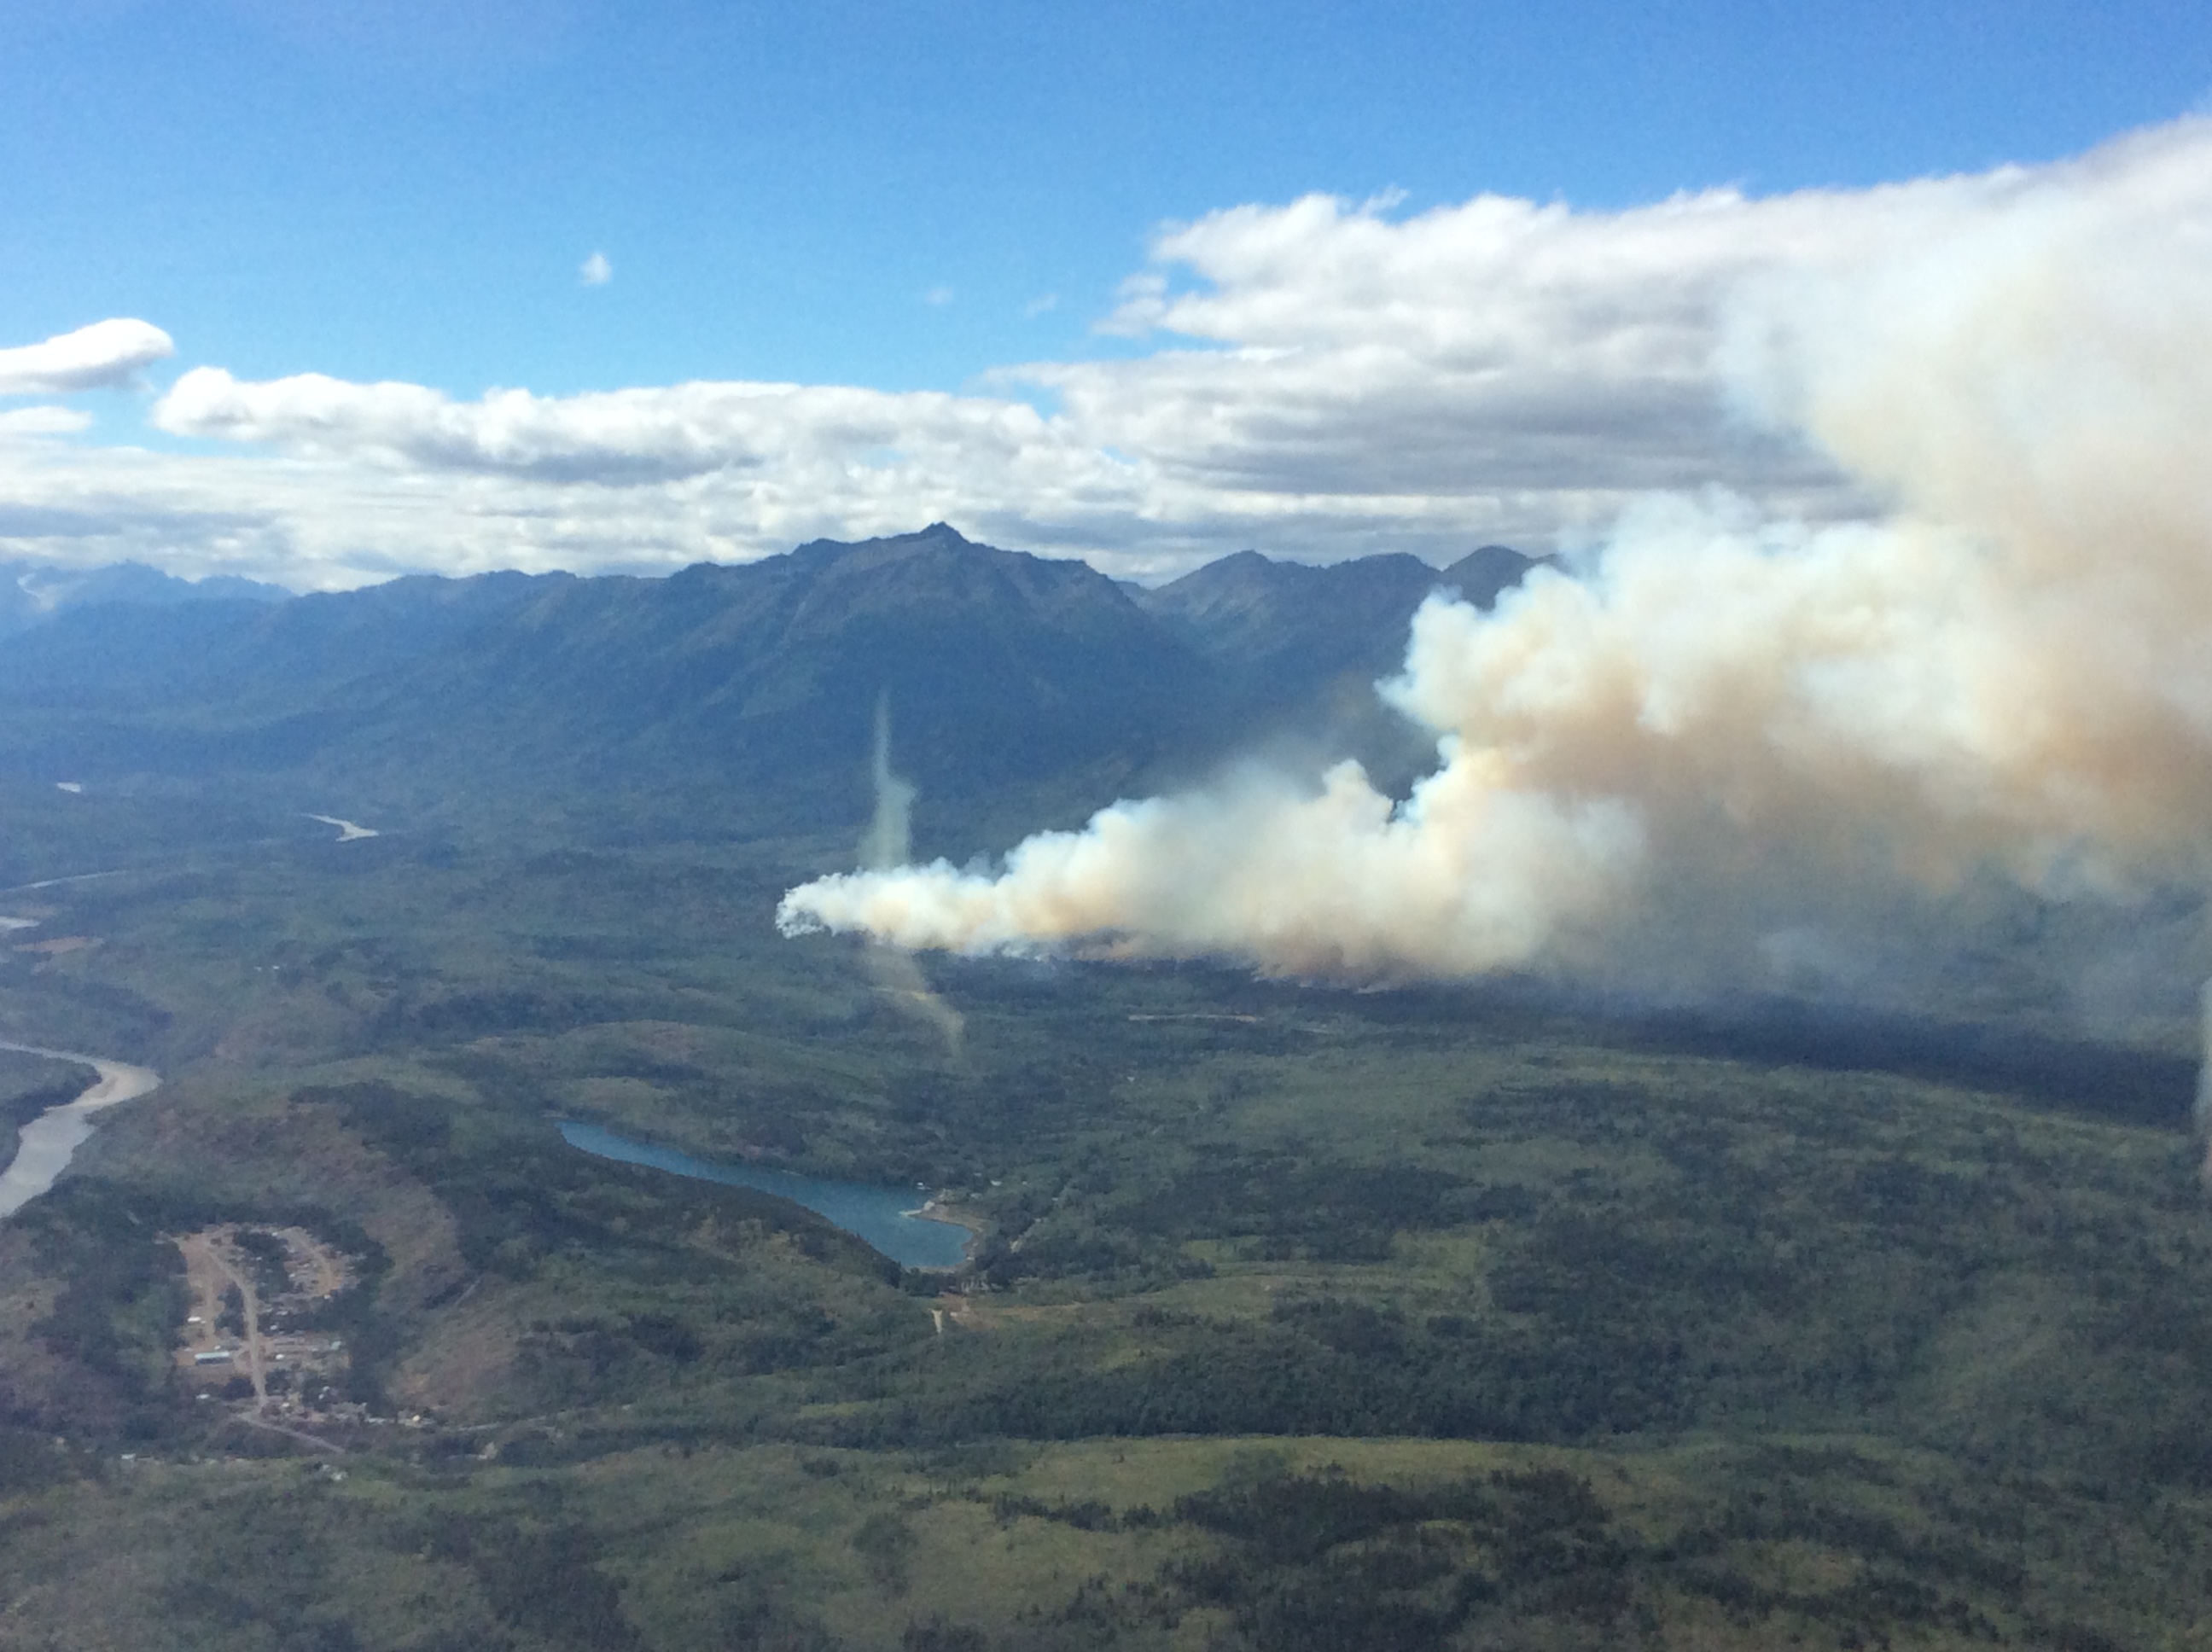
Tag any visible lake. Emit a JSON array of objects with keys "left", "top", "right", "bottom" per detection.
[{"left": 558, "top": 1120, "right": 971, "bottom": 1269}]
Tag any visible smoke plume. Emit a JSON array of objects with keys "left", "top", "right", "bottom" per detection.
[
  {"left": 857, "top": 698, "right": 964, "bottom": 1054},
  {"left": 779, "top": 125, "right": 2212, "bottom": 1004}
]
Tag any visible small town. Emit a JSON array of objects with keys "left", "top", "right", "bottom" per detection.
[{"left": 172, "top": 1224, "right": 359, "bottom": 1422}]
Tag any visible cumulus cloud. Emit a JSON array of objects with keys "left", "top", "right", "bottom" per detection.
[
  {"left": 777, "top": 120, "right": 2212, "bottom": 992},
  {"left": 152, "top": 367, "right": 1124, "bottom": 492},
  {"left": 11, "top": 120, "right": 2212, "bottom": 598},
  {"left": 0, "top": 319, "right": 174, "bottom": 396},
  {"left": 132, "top": 163, "right": 1904, "bottom": 574},
  {"left": 580, "top": 250, "right": 612, "bottom": 286}
]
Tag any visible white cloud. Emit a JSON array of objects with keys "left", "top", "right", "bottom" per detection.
[
  {"left": 0, "top": 406, "right": 92, "bottom": 436},
  {"left": 923, "top": 285, "right": 956, "bottom": 306},
  {"left": 579, "top": 250, "right": 612, "bottom": 286},
  {"left": 153, "top": 369, "right": 1102, "bottom": 488},
  {"left": 7, "top": 120, "right": 2212, "bottom": 594},
  {"left": 1024, "top": 293, "right": 1059, "bottom": 317},
  {"left": 0, "top": 319, "right": 174, "bottom": 396}
]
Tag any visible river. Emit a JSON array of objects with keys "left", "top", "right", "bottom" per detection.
[
  {"left": 305, "top": 814, "right": 379, "bottom": 841},
  {"left": 0, "top": 1039, "right": 162, "bottom": 1220},
  {"left": 559, "top": 1120, "right": 971, "bottom": 1269},
  {"left": 0, "top": 893, "right": 948, "bottom": 1256},
  {"left": 0, "top": 1052, "right": 957, "bottom": 1260}
]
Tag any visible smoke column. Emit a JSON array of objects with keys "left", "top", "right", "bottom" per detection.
[
  {"left": 780, "top": 124, "right": 2212, "bottom": 998},
  {"left": 862, "top": 695, "right": 918, "bottom": 875},
  {"left": 858, "top": 697, "right": 964, "bottom": 1054}
]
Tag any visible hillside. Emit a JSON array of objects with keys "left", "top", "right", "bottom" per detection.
[
  {"left": 1133, "top": 542, "right": 1532, "bottom": 696},
  {"left": 1131, "top": 542, "right": 1534, "bottom": 790},
  {"left": 0, "top": 527, "right": 1499, "bottom": 844}
]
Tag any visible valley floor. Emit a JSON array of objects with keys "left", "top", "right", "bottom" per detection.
[{"left": 1, "top": 780, "right": 2209, "bottom": 1649}]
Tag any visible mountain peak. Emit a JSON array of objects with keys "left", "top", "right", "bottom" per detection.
[
  {"left": 1441, "top": 544, "right": 1536, "bottom": 608},
  {"left": 1133, "top": 550, "right": 1448, "bottom": 662},
  {"left": 783, "top": 523, "right": 1012, "bottom": 575}
]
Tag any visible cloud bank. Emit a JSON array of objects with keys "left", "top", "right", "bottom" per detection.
[
  {"left": 777, "top": 121, "right": 2212, "bottom": 990},
  {"left": 3, "top": 121, "right": 2209, "bottom": 598},
  {"left": 154, "top": 369, "right": 1079, "bottom": 486}
]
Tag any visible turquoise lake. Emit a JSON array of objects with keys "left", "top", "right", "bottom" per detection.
[{"left": 558, "top": 1120, "right": 970, "bottom": 1269}]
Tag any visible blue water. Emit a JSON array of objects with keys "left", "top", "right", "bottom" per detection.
[{"left": 558, "top": 1120, "right": 970, "bottom": 1269}]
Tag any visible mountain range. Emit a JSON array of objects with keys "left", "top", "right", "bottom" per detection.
[
  {"left": 0, "top": 558, "right": 288, "bottom": 638},
  {"left": 0, "top": 526, "right": 1533, "bottom": 845}
]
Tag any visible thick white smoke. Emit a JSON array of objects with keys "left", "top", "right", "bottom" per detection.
[{"left": 778, "top": 124, "right": 2212, "bottom": 992}]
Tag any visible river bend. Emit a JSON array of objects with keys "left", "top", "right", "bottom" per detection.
[{"left": 0, "top": 1039, "right": 162, "bottom": 1219}]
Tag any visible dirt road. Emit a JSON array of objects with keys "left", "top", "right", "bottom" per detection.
[{"left": 180, "top": 1232, "right": 267, "bottom": 1410}]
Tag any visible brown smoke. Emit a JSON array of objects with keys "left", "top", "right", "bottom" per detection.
[{"left": 780, "top": 125, "right": 2212, "bottom": 999}]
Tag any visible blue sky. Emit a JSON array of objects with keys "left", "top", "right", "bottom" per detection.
[
  {"left": 8, "top": 0, "right": 2207, "bottom": 394},
  {"left": 2, "top": 2, "right": 2209, "bottom": 586}
]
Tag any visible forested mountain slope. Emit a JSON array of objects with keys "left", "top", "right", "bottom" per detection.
[{"left": 0, "top": 526, "right": 1499, "bottom": 838}]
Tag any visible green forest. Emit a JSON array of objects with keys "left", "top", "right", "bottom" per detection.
[{"left": 2, "top": 771, "right": 2209, "bottom": 1650}]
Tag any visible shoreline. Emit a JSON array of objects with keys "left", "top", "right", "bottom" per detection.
[
  {"left": 0, "top": 1038, "right": 163, "bottom": 1219},
  {"left": 902, "top": 1196, "right": 984, "bottom": 1231},
  {"left": 560, "top": 1120, "right": 971, "bottom": 1269},
  {"left": 903, "top": 1195, "right": 987, "bottom": 1265}
]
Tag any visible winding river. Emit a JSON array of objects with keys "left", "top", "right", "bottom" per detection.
[
  {"left": 0, "top": 1038, "right": 161, "bottom": 1219},
  {"left": 304, "top": 814, "right": 379, "bottom": 841}
]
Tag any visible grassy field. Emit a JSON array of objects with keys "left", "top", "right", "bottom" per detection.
[
  {"left": 8, "top": 1431, "right": 2208, "bottom": 1650},
  {"left": 3, "top": 775, "right": 2210, "bottom": 1648}
]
